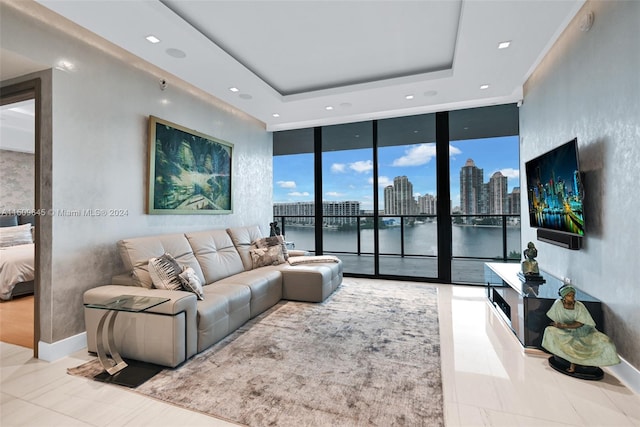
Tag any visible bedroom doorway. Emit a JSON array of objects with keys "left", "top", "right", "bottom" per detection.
[{"left": 0, "top": 83, "right": 38, "bottom": 356}]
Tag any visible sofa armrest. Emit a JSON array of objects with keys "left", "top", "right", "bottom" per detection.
[
  {"left": 83, "top": 285, "right": 198, "bottom": 367},
  {"left": 83, "top": 285, "right": 196, "bottom": 316}
]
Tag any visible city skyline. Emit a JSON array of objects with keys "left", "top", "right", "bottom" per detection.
[{"left": 273, "top": 136, "right": 519, "bottom": 212}]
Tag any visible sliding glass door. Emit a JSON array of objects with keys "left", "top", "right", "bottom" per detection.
[
  {"left": 320, "top": 122, "right": 375, "bottom": 274},
  {"left": 377, "top": 114, "right": 437, "bottom": 278},
  {"left": 272, "top": 128, "right": 315, "bottom": 252}
]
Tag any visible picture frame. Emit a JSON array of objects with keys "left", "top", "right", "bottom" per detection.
[{"left": 147, "top": 116, "right": 233, "bottom": 214}]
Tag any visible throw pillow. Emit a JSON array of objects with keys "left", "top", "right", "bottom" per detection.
[
  {"left": 0, "top": 223, "right": 33, "bottom": 247},
  {"left": 179, "top": 266, "right": 204, "bottom": 300},
  {"left": 250, "top": 236, "right": 286, "bottom": 268},
  {"left": 275, "top": 234, "right": 289, "bottom": 260},
  {"left": 148, "top": 253, "right": 183, "bottom": 291}
]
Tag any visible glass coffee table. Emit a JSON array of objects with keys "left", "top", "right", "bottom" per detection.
[{"left": 84, "top": 295, "right": 170, "bottom": 387}]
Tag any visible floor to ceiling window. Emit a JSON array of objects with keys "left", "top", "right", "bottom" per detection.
[
  {"left": 273, "top": 104, "right": 520, "bottom": 284},
  {"left": 449, "top": 105, "right": 521, "bottom": 283},
  {"left": 321, "top": 121, "right": 374, "bottom": 275},
  {"left": 377, "top": 114, "right": 437, "bottom": 278},
  {"left": 272, "top": 128, "right": 315, "bottom": 251}
]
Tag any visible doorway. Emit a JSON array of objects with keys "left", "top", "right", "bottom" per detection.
[{"left": 1, "top": 79, "right": 42, "bottom": 357}]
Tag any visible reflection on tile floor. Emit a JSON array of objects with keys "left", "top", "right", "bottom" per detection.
[{"left": 2, "top": 280, "right": 639, "bottom": 426}]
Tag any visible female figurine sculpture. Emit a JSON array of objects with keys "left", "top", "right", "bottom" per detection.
[{"left": 542, "top": 285, "right": 620, "bottom": 379}]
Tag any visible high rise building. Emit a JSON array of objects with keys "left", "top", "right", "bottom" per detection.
[
  {"left": 460, "top": 159, "right": 484, "bottom": 216},
  {"left": 460, "top": 161, "right": 519, "bottom": 222},
  {"left": 273, "top": 201, "right": 361, "bottom": 227},
  {"left": 384, "top": 185, "right": 394, "bottom": 214},
  {"left": 417, "top": 194, "right": 437, "bottom": 215},
  {"left": 384, "top": 176, "right": 416, "bottom": 215},
  {"left": 322, "top": 201, "right": 360, "bottom": 226},
  {"left": 273, "top": 202, "right": 314, "bottom": 225},
  {"left": 507, "top": 187, "right": 521, "bottom": 215},
  {"left": 488, "top": 171, "right": 508, "bottom": 214}
]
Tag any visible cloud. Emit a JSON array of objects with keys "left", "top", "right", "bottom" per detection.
[
  {"left": 449, "top": 144, "right": 462, "bottom": 156},
  {"left": 498, "top": 168, "right": 520, "bottom": 179},
  {"left": 288, "top": 191, "right": 310, "bottom": 197},
  {"left": 392, "top": 144, "right": 436, "bottom": 166},
  {"left": 349, "top": 160, "right": 373, "bottom": 173},
  {"left": 370, "top": 175, "right": 392, "bottom": 187},
  {"left": 326, "top": 191, "right": 345, "bottom": 197},
  {"left": 277, "top": 180, "right": 296, "bottom": 189},
  {"left": 331, "top": 163, "right": 346, "bottom": 173}
]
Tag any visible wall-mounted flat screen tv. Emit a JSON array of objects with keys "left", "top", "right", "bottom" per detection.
[{"left": 525, "top": 138, "right": 584, "bottom": 236}]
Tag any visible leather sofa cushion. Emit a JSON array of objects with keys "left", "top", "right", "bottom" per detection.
[
  {"left": 117, "top": 233, "right": 205, "bottom": 288},
  {"left": 226, "top": 225, "right": 263, "bottom": 271},
  {"left": 197, "top": 283, "right": 251, "bottom": 351},
  {"left": 185, "top": 229, "right": 245, "bottom": 284},
  {"left": 217, "top": 266, "right": 283, "bottom": 317}
]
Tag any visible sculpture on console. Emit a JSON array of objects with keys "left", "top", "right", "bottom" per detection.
[
  {"left": 269, "top": 221, "right": 281, "bottom": 237},
  {"left": 519, "top": 241, "right": 544, "bottom": 282},
  {"left": 542, "top": 284, "right": 620, "bottom": 380}
]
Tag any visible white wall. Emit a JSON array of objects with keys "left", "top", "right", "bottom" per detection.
[
  {"left": 1, "top": 2, "right": 273, "bottom": 345},
  {"left": 520, "top": 0, "right": 639, "bottom": 370}
]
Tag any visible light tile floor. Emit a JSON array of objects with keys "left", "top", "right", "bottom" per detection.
[{"left": 1, "top": 282, "right": 639, "bottom": 426}]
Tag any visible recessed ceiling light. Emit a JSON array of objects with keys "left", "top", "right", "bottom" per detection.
[
  {"left": 480, "top": 84, "right": 490, "bottom": 90},
  {"left": 165, "top": 48, "right": 186, "bottom": 58},
  {"left": 229, "top": 87, "right": 239, "bottom": 92},
  {"left": 272, "top": 113, "right": 280, "bottom": 118},
  {"left": 405, "top": 95, "right": 414, "bottom": 100},
  {"left": 325, "top": 106, "right": 333, "bottom": 111},
  {"left": 146, "top": 35, "right": 161, "bottom": 44},
  {"left": 498, "top": 41, "right": 511, "bottom": 49}
]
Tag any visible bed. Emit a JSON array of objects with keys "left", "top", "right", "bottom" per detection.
[{"left": 0, "top": 214, "right": 35, "bottom": 300}]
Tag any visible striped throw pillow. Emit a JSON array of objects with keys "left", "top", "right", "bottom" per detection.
[{"left": 148, "top": 253, "right": 183, "bottom": 291}]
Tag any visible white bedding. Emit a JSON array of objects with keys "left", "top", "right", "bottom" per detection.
[{"left": 0, "top": 243, "right": 34, "bottom": 300}]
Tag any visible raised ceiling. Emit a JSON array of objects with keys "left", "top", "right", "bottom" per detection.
[{"left": 19, "top": 1, "right": 585, "bottom": 131}]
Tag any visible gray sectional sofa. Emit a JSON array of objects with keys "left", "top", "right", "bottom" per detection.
[{"left": 83, "top": 225, "right": 342, "bottom": 368}]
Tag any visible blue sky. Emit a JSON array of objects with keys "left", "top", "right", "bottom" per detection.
[{"left": 274, "top": 136, "right": 520, "bottom": 211}]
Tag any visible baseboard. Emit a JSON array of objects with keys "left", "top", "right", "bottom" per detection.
[
  {"left": 606, "top": 355, "right": 640, "bottom": 394},
  {"left": 38, "top": 332, "right": 87, "bottom": 362}
]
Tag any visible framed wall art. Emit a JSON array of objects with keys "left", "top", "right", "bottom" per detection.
[{"left": 147, "top": 116, "right": 233, "bottom": 214}]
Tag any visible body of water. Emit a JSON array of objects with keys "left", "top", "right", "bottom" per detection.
[{"left": 285, "top": 222, "right": 521, "bottom": 259}]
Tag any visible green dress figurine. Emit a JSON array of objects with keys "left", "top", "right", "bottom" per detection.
[{"left": 542, "top": 285, "right": 620, "bottom": 380}]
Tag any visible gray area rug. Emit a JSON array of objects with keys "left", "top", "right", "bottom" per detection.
[{"left": 69, "top": 278, "right": 443, "bottom": 426}]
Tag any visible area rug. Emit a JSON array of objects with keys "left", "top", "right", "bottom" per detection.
[{"left": 69, "top": 278, "right": 444, "bottom": 426}]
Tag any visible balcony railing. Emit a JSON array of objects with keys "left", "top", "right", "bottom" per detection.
[{"left": 273, "top": 214, "right": 521, "bottom": 284}]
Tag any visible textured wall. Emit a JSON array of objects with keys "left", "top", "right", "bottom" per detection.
[
  {"left": 0, "top": 150, "right": 35, "bottom": 209},
  {"left": 1, "top": 2, "right": 273, "bottom": 344},
  {"left": 520, "top": 0, "right": 639, "bottom": 368}
]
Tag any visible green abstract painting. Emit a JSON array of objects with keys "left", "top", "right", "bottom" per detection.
[{"left": 148, "top": 116, "right": 232, "bottom": 214}]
